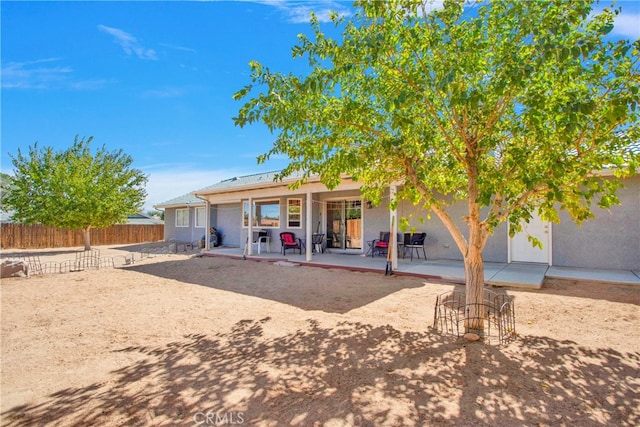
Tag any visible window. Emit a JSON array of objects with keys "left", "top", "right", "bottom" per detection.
[
  {"left": 176, "top": 208, "right": 189, "bottom": 227},
  {"left": 287, "top": 198, "right": 302, "bottom": 228},
  {"left": 195, "top": 207, "right": 206, "bottom": 228},
  {"left": 243, "top": 199, "right": 280, "bottom": 228}
]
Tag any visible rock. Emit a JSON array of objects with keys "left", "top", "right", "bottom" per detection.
[
  {"left": 464, "top": 333, "right": 480, "bottom": 342},
  {"left": 273, "top": 261, "right": 300, "bottom": 267},
  {"left": 1, "top": 260, "right": 30, "bottom": 278}
]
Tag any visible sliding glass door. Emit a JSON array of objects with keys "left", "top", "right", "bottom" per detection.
[{"left": 326, "top": 200, "right": 362, "bottom": 250}]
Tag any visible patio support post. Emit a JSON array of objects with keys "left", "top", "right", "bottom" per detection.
[
  {"left": 306, "top": 191, "right": 312, "bottom": 261},
  {"left": 204, "top": 199, "right": 211, "bottom": 250},
  {"left": 390, "top": 185, "right": 398, "bottom": 270},
  {"left": 247, "top": 197, "right": 253, "bottom": 256},
  {"left": 188, "top": 202, "right": 194, "bottom": 247},
  {"left": 194, "top": 193, "right": 210, "bottom": 250}
]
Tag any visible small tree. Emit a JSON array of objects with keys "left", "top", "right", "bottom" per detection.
[
  {"left": 0, "top": 172, "right": 13, "bottom": 202},
  {"left": 5, "top": 136, "right": 148, "bottom": 250},
  {"left": 234, "top": 0, "right": 639, "bottom": 334}
]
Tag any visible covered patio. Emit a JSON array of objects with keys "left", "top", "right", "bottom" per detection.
[{"left": 202, "top": 246, "right": 640, "bottom": 289}]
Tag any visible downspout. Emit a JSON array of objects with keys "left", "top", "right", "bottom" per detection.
[{"left": 247, "top": 197, "right": 253, "bottom": 256}]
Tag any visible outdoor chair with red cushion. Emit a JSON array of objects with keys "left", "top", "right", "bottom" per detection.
[
  {"left": 279, "top": 232, "right": 303, "bottom": 255},
  {"left": 371, "top": 232, "right": 390, "bottom": 257}
]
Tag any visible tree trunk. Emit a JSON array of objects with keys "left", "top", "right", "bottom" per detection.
[
  {"left": 464, "top": 237, "right": 485, "bottom": 335},
  {"left": 83, "top": 226, "right": 92, "bottom": 251}
]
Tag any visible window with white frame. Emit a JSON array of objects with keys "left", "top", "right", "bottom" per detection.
[
  {"left": 176, "top": 208, "right": 189, "bottom": 227},
  {"left": 195, "top": 207, "right": 206, "bottom": 228},
  {"left": 243, "top": 199, "right": 280, "bottom": 228},
  {"left": 287, "top": 198, "right": 302, "bottom": 228}
]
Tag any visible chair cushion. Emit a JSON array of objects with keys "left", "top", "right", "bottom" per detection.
[
  {"left": 282, "top": 234, "right": 296, "bottom": 245},
  {"left": 375, "top": 242, "right": 388, "bottom": 248}
]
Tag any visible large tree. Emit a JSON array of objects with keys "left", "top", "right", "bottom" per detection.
[
  {"left": 234, "top": 0, "right": 639, "bottom": 334},
  {"left": 5, "top": 136, "right": 148, "bottom": 250}
]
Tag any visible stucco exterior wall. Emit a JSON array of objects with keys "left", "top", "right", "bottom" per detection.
[
  {"left": 215, "top": 203, "right": 242, "bottom": 248},
  {"left": 552, "top": 175, "right": 640, "bottom": 270},
  {"left": 396, "top": 196, "right": 508, "bottom": 263},
  {"left": 163, "top": 207, "right": 201, "bottom": 243}
]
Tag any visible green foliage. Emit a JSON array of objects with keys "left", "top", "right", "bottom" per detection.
[
  {"left": 5, "top": 136, "right": 148, "bottom": 234},
  {"left": 234, "top": 0, "right": 639, "bottom": 257},
  {"left": 0, "top": 172, "right": 13, "bottom": 203}
]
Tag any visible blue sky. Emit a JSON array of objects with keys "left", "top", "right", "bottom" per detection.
[{"left": 1, "top": 1, "right": 639, "bottom": 211}]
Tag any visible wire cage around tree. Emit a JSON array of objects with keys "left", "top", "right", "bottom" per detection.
[{"left": 433, "top": 288, "right": 517, "bottom": 345}]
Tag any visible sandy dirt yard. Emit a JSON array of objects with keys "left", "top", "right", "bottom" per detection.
[{"left": 1, "top": 245, "right": 639, "bottom": 427}]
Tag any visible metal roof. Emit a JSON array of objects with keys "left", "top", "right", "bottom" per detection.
[
  {"left": 154, "top": 170, "right": 302, "bottom": 208},
  {"left": 153, "top": 192, "right": 205, "bottom": 209},
  {"left": 194, "top": 170, "right": 304, "bottom": 193}
]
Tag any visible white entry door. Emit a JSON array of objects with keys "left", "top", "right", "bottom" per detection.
[{"left": 510, "top": 213, "right": 551, "bottom": 264}]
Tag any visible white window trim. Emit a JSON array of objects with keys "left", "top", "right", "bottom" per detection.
[
  {"left": 287, "top": 198, "right": 302, "bottom": 229},
  {"left": 242, "top": 199, "right": 281, "bottom": 228},
  {"left": 176, "top": 208, "right": 189, "bottom": 228},
  {"left": 195, "top": 207, "right": 206, "bottom": 228}
]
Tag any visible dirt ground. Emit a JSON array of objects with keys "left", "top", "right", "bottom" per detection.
[{"left": 1, "top": 244, "right": 639, "bottom": 426}]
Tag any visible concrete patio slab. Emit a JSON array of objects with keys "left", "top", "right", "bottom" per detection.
[
  {"left": 487, "top": 262, "right": 549, "bottom": 289},
  {"left": 546, "top": 266, "right": 640, "bottom": 285},
  {"left": 204, "top": 247, "right": 639, "bottom": 288}
]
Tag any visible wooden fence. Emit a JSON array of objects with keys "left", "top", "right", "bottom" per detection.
[{"left": 1, "top": 223, "right": 164, "bottom": 249}]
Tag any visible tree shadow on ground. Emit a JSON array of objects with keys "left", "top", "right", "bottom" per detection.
[
  {"left": 3, "top": 319, "right": 638, "bottom": 426},
  {"left": 124, "top": 257, "right": 426, "bottom": 314}
]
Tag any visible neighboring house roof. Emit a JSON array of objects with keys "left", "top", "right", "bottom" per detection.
[
  {"left": 626, "top": 140, "right": 640, "bottom": 155},
  {"left": 1, "top": 210, "right": 13, "bottom": 223},
  {"left": 126, "top": 213, "right": 163, "bottom": 225},
  {"left": 1, "top": 211, "right": 163, "bottom": 225}
]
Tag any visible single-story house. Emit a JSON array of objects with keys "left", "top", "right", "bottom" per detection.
[{"left": 154, "top": 169, "right": 639, "bottom": 272}]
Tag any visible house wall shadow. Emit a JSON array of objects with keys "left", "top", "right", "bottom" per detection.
[
  {"left": 124, "top": 257, "right": 426, "bottom": 314},
  {"left": 2, "top": 319, "right": 637, "bottom": 426}
]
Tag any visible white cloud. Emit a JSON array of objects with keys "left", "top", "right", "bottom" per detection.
[
  {"left": 245, "top": 0, "right": 352, "bottom": 23},
  {"left": 613, "top": 13, "right": 640, "bottom": 39},
  {"left": 1, "top": 58, "right": 71, "bottom": 89},
  {"left": 97, "top": 25, "right": 158, "bottom": 60},
  {"left": 159, "top": 43, "right": 197, "bottom": 53},
  {"left": 1, "top": 58, "right": 109, "bottom": 90}
]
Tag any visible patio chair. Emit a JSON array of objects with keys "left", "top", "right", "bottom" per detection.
[
  {"left": 251, "top": 229, "right": 270, "bottom": 254},
  {"left": 371, "top": 232, "right": 390, "bottom": 257},
  {"left": 280, "top": 232, "right": 303, "bottom": 255},
  {"left": 312, "top": 233, "right": 325, "bottom": 254},
  {"left": 259, "top": 230, "right": 270, "bottom": 252},
  {"left": 400, "top": 233, "right": 412, "bottom": 259},
  {"left": 405, "top": 232, "right": 427, "bottom": 261}
]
